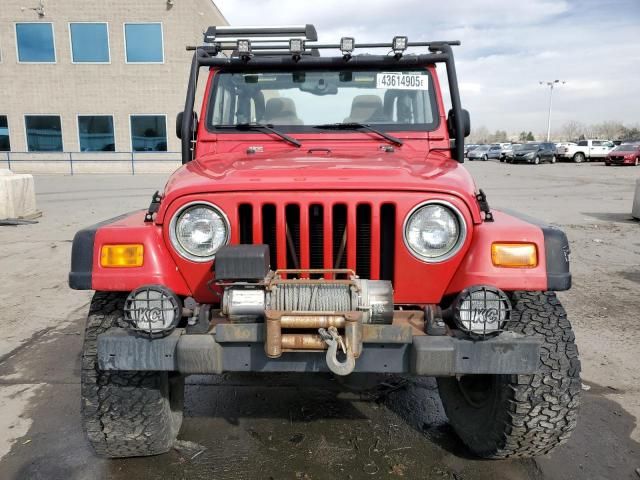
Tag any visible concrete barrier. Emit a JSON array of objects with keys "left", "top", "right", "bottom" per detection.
[
  {"left": 0, "top": 170, "right": 37, "bottom": 219},
  {"left": 633, "top": 177, "right": 640, "bottom": 220}
]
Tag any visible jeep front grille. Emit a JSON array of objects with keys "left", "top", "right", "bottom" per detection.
[{"left": 236, "top": 201, "right": 395, "bottom": 281}]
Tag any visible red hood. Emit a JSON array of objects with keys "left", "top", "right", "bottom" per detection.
[{"left": 159, "top": 149, "right": 481, "bottom": 222}]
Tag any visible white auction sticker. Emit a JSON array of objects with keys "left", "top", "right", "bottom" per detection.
[{"left": 376, "top": 72, "right": 429, "bottom": 90}]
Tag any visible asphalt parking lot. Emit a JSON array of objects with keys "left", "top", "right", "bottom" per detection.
[{"left": 0, "top": 161, "right": 639, "bottom": 479}]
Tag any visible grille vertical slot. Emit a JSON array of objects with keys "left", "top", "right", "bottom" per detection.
[
  {"left": 309, "top": 204, "right": 324, "bottom": 278},
  {"left": 356, "top": 204, "right": 372, "bottom": 279},
  {"left": 285, "top": 204, "right": 300, "bottom": 271},
  {"left": 332, "top": 204, "right": 348, "bottom": 271},
  {"left": 238, "top": 204, "right": 253, "bottom": 244},
  {"left": 380, "top": 203, "right": 396, "bottom": 282},
  {"left": 262, "top": 204, "right": 277, "bottom": 269}
]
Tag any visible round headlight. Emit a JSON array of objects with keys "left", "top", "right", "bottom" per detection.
[
  {"left": 404, "top": 201, "right": 465, "bottom": 261},
  {"left": 169, "top": 202, "right": 229, "bottom": 261}
]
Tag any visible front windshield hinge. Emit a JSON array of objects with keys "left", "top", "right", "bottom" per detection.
[
  {"left": 476, "top": 189, "right": 494, "bottom": 222},
  {"left": 144, "top": 191, "right": 162, "bottom": 223}
]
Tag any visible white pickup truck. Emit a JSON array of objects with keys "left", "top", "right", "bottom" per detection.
[{"left": 556, "top": 139, "right": 615, "bottom": 163}]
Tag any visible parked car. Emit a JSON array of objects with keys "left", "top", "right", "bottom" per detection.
[
  {"left": 510, "top": 142, "right": 557, "bottom": 164},
  {"left": 556, "top": 139, "right": 615, "bottom": 163},
  {"left": 498, "top": 143, "right": 513, "bottom": 162},
  {"left": 605, "top": 143, "right": 640, "bottom": 166},
  {"left": 468, "top": 144, "right": 501, "bottom": 161},
  {"left": 464, "top": 144, "right": 479, "bottom": 157}
]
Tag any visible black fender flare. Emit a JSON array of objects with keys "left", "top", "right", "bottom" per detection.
[{"left": 68, "top": 212, "right": 134, "bottom": 290}]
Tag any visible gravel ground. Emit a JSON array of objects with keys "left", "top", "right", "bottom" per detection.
[{"left": 0, "top": 161, "right": 638, "bottom": 479}]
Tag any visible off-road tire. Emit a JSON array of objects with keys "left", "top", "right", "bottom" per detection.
[
  {"left": 437, "top": 291, "right": 581, "bottom": 458},
  {"left": 573, "top": 152, "right": 585, "bottom": 163},
  {"left": 81, "top": 291, "right": 184, "bottom": 458}
]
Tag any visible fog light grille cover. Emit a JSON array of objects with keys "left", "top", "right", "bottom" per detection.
[
  {"left": 123, "top": 285, "right": 181, "bottom": 336},
  {"left": 452, "top": 286, "right": 511, "bottom": 337}
]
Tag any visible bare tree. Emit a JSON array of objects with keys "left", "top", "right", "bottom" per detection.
[
  {"left": 469, "top": 126, "right": 490, "bottom": 144},
  {"left": 561, "top": 120, "right": 584, "bottom": 142},
  {"left": 593, "top": 121, "right": 625, "bottom": 140}
]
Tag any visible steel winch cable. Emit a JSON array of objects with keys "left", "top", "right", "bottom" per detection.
[{"left": 271, "top": 283, "right": 354, "bottom": 312}]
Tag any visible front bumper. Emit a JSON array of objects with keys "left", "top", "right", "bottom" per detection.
[
  {"left": 607, "top": 157, "right": 634, "bottom": 165},
  {"left": 97, "top": 323, "right": 542, "bottom": 376}
]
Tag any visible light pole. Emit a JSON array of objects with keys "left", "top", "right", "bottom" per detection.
[{"left": 539, "top": 80, "right": 565, "bottom": 141}]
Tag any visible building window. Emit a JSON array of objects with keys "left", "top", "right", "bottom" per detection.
[
  {"left": 16, "top": 23, "right": 56, "bottom": 63},
  {"left": 0, "top": 116, "right": 10, "bottom": 152},
  {"left": 78, "top": 115, "right": 115, "bottom": 151},
  {"left": 70, "top": 23, "right": 110, "bottom": 63},
  {"left": 124, "top": 23, "right": 164, "bottom": 63},
  {"left": 25, "top": 115, "right": 63, "bottom": 152},
  {"left": 130, "top": 115, "right": 167, "bottom": 151}
]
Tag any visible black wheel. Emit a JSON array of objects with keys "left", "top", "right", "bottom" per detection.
[
  {"left": 533, "top": 156, "right": 540, "bottom": 165},
  {"left": 81, "top": 292, "right": 184, "bottom": 458},
  {"left": 551, "top": 155, "right": 557, "bottom": 164},
  {"left": 483, "top": 155, "right": 488, "bottom": 161},
  {"left": 437, "top": 291, "right": 581, "bottom": 459},
  {"left": 573, "top": 152, "right": 585, "bottom": 163}
]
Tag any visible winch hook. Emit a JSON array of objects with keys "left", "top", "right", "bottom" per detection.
[{"left": 318, "top": 326, "right": 355, "bottom": 376}]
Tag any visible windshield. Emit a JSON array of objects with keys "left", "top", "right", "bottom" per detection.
[
  {"left": 475, "top": 145, "right": 489, "bottom": 151},
  {"left": 207, "top": 69, "right": 438, "bottom": 132},
  {"left": 517, "top": 143, "right": 540, "bottom": 151},
  {"left": 613, "top": 144, "right": 639, "bottom": 152}
]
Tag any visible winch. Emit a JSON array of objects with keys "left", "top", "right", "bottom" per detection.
[
  {"left": 221, "top": 272, "right": 394, "bottom": 324},
  {"left": 214, "top": 245, "right": 394, "bottom": 376}
]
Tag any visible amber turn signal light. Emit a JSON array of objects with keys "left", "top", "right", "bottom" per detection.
[
  {"left": 491, "top": 243, "right": 537, "bottom": 268},
  {"left": 100, "top": 244, "right": 144, "bottom": 268}
]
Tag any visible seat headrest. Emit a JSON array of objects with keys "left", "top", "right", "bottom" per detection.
[
  {"left": 264, "top": 98, "right": 299, "bottom": 123},
  {"left": 345, "top": 95, "right": 384, "bottom": 123}
]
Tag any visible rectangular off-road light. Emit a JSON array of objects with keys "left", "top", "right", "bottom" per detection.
[
  {"left": 392, "top": 36, "right": 408, "bottom": 54},
  {"left": 237, "top": 39, "right": 251, "bottom": 55},
  {"left": 491, "top": 243, "right": 538, "bottom": 268},
  {"left": 340, "top": 37, "right": 354, "bottom": 55},
  {"left": 289, "top": 38, "right": 304, "bottom": 54},
  {"left": 101, "top": 244, "right": 144, "bottom": 268}
]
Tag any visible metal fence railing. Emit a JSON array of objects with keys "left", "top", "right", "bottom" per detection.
[{"left": 0, "top": 151, "right": 182, "bottom": 175}]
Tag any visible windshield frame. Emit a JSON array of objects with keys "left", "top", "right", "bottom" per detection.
[{"left": 204, "top": 66, "right": 441, "bottom": 134}]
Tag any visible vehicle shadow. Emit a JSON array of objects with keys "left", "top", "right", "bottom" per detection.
[{"left": 581, "top": 211, "right": 638, "bottom": 224}]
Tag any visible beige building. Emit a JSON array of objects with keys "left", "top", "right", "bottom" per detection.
[{"left": 0, "top": 0, "right": 227, "bottom": 158}]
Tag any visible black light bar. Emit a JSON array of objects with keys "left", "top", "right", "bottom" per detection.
[{"left": 204, "top": 25, "right": 318, "bottom": 43}]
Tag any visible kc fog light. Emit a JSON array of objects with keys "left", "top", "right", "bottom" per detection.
[
  {"left": 124, "top": 285, "right": 182, "bottom": 336},
  {"left": 451, "top": 286, "right": 511, "bottom": 337}
]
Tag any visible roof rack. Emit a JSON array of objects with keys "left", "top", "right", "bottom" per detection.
[
  {"left": 191, "top": 25, "right": 458, "bottom": 57},
  {"left": 182, "top": 25, "right": 466, "bottom": 165}
]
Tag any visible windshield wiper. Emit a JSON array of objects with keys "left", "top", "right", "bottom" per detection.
[
  {"left": 213, "top": 123, "right": 302, "bottom": 147},
  {"left": 313, "top": 122, "right": 403, "bottom": 146}
]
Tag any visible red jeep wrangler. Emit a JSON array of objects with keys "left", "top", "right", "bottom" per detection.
[{"left": 69, "top": 25, "right": 580, "bottom": 459}]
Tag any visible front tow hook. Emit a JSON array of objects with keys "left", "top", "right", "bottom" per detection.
[{"left": 318, "top": 326, "right": 356, "bottom": 376}]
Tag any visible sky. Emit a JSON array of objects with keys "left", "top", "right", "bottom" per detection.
[{"left": 215, "top": 0, "right": 640, "bottom": 135}]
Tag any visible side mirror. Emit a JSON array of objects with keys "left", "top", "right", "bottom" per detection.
[
  {"left": 447, "top": 108, "right": 471, "bottom": 138},
  {"left": 176, "top": 111, "right": 198, "bottom": 139}
]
